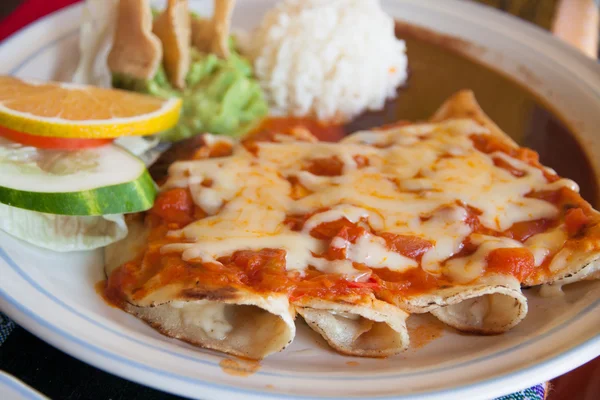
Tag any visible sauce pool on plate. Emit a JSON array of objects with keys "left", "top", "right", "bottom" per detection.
[{"left": 219, "top": 358, "right": 261, "bottom": 377}]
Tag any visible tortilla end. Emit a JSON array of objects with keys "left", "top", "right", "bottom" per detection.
[
  {"left": 396, "top": 275, "right": 528, "bottom": 334},
  {"left": 124, "top": 293, "right": 296, "bottom": 360},
  {"left": 430, "top": 290, "right": 528, "bottom": 334},
  {"left": 430, "top": 89, "right": 518, "bottom": 147},
  {"left": 295, "top": 297, "right": 410, "bottom": 357}
]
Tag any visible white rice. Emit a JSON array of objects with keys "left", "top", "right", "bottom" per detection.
[{"left": 244, "top": 0, "right": 408, "bottom": 122}]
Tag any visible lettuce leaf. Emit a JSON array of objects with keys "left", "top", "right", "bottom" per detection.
[{"left": 0, "top": 203, "right": 127, "bottom": 252}]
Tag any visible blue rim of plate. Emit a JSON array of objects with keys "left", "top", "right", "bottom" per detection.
[
  {"left": 0, "top": 372, "right": 48, "bottom": 400},
  {"left": 0, "top": 1, "right": 599, "bottom": 399}
]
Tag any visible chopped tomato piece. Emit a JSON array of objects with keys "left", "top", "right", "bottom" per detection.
[
  {"left": 0, "top": 126, "right": 112, "bottom": 149},
  {"left": 305, "top": 155, "right": 368, "bottom": 176},
  {"left": 471, "top": 134, "right": 559, "bottom": 182},
  {"left": 486, "top": 248, "right": 535, "bottom": 281},
  {"left": 288, "top": 177, "right": 312, "bottom": 200},
  {"left": 310, "top": 218, "right": 367, "bottom": 241},
  {"left": 226, "top": 248, "right": 286, "bottom": 271},
  {"left": 323, "top": 224, "right": 369, "bottom": 260},
  {"left": 504, "top": 219, "right": 553, "bottom": 242},
  {"left": 472, "top": 134, "right": 537, "bottom": 163},
  {"left": 471, "top": 134, "right": 512, "bottom": 155},
  {"left": 325, "top": 240, "right": 348, "bottom": 260},
  {"left": 515, "top": 147, "right": 539, "bottom": 164},
  {"left": 379, "top": 233, "right": 433, "bottom": 260},
  {"left": 451, "top": 237, "right": 479, "bottom": 259},
  {"left": 305, "top": 156, "right": 344, "bottom": 176},
  {"left": 219, "top": 248, "right": 289, "bottom": 288},
  {"left": 249, "top": 116, "right": 345, "bottom": 142},
  {"left": 347, "top": 279, "right": 380, "bottom": 290},
  {"left": 373, "top": 267, "right": 446, "bottom": 296},
  {"left": 283, "top": 214, "right": 307, "bottom": 231},
  {"left": 528, "top": 188, "right": 592, "bottom": 214},
  {"left": 150, "top": 188, "right": 194, "bottom": 225},
  {"left": 565, "top": 207, "right": 590, "bottom": 236},
  {"left": 462, "top": 205, "right": 489, "bottom": 232},
  {"left": 527, "top": 189, "right": 564, "bottom": 205},
  {"left": 493, "top": 156, "right": 525, "bottom": 177},
  {"left": 291, "top": 273, "right": 375, "bottom": 301},
  {"left": 353, "top": 154, "right": 370, "bottom": 168}
]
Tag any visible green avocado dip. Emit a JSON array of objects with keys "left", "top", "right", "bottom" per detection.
[{"left": 113, "top": 44, "right": 268, "bottom": 141}]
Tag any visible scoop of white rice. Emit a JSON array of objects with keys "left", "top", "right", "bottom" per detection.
[{"left": 245, "top": 0, "right": 408, "bottom": 122}]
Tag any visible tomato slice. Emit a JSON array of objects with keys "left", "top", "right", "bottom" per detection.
[{"left": 0, "top": 126, "right": 112, "bottom": 149}]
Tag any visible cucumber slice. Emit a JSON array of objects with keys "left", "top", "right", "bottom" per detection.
[{"left": 0, "top": 140, "right": 156, "bottom": 216}]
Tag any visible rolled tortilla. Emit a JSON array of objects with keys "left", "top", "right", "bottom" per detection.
[
  {"left": 294, "top": 296, "right": 409, "bottom": 357},
  {"left": 395, "top": 275, "right": 528, "bottom": 334},
  {"left": 104, "top": 219, "right": 296, "bottom": 360},
  {"left": 432, "top": 90, "right": 600, "bottom": 288},
  {"left": 125, "top": 290, "right": 295, "bottom": 360}
]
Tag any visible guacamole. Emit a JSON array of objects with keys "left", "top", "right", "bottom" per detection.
[{"left": 113, "top": 46, "right": 268, "bottom": 141}]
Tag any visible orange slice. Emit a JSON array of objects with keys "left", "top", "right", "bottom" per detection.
[{"left": 0, "top": 76, "right": 182, "bottom": 139}]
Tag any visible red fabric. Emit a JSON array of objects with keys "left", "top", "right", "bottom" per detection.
[{"left": 0, "top": 0, "right": 81, "bottom": 42}]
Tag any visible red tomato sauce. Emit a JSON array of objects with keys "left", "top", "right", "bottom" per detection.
[
  {"left": 486, "top": 248, "right": 535, "bottom": 281},
  {"left": 107, "top": 121, "right": 600, "bottom": 306},
  {"left": 251, "top": 116, "right": 345, "bottom": 142},
  {"left": 471, "top": 134, "right": 559, "bottom": 182}
]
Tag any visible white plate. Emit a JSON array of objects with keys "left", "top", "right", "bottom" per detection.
[
  {"left": 0, "top": 371, "right": 48, "bottom": 400},
  {"left": 1, "top": 1, "right": 600, "bottom": 399}
]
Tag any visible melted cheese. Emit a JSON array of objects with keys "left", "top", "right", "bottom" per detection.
[
  {"left": 171, "top": 301, "right": 232, "bottom": 340},
  {"left": 446, "top": 235, "right": 524, "bottom": 283},
  {"left": 419, "top": 207, "right": 472, "bottom": 275},
  {"left": 301, "top": 205, "right": 384, "bottom": 232},
  {"left": 525, "top": 227, "right": 568, "bottom": 267},
  {"left": 331, "top": 232, "right": 418, "bottom": 271},
  {"left": 161, "top": 119, "right": 576, "bottom": 282}
]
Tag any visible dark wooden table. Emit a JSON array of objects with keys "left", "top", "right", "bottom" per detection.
[{"left": 0, "top": 1, "right": 599, "bottom": 399}]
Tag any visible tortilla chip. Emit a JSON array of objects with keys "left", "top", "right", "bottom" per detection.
[
  {"left": 211, "top": 0, "right": 235, "bottom": 58},
  {"left": 153, "top": 0, "right": 191, "bottom": 89},
  {"left": 191, "top": 0, "right": 235, "bottom": 58},
  {"left": 190, "top": 16, "right": 213, "bottom": 53},
  {"left": 107, "top": 0, "right": 162, "bottom": 80}
]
